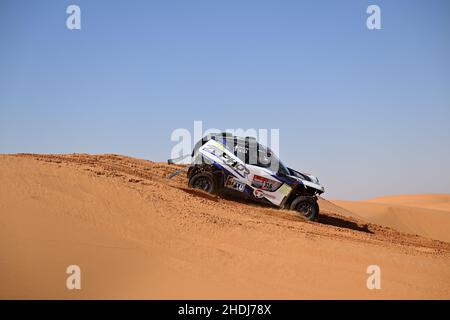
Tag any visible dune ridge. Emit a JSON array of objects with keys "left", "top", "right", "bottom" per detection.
[
  {"left": 333, "top": 195, "right": 450, "bottom": 243},
  {"left": 366, "top": 194, "right": 450, "bottom": 212}
]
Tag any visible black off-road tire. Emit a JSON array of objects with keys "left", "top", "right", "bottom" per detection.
[
  {"left": 290, "top": 196, "right": 319, "bottom": 221},
  {"left": 188, "top": 171, "right": 218, "bottom": 194}
]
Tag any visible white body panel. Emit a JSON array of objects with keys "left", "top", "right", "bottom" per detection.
[{"left": 198, "top": 139, "right": 293, "bottom": 206}]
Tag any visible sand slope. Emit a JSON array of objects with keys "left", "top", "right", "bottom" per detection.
[
  {"left": 1, "top": 154, "right": 449, "bottom": 299},
  {"left": 333, "top": 196, "right": 450, "bottom": 243}
]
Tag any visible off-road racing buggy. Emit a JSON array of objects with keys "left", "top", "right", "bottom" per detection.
[{"left": 171, "top": 133, "right": 325, "bottom": 220}]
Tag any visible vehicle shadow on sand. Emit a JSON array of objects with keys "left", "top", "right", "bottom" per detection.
[{"left": 317, "top": 213, "right": 373, "bottom": 234}]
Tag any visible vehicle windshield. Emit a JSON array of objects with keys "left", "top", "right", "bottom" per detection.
[
  {"left": 230, "top": 138, "right": 289, "bottom": 175},
  {"left": 261, "top": 146, "right": 290, "bottom": 176}
]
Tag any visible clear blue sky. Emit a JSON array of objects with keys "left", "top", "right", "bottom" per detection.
[{"left": 1, "top": 0, "right": 449, "bottom": 199}]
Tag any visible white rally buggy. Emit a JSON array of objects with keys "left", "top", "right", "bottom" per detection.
[{"left": 176, "top": 133, "right": 325, "bottom": 220}]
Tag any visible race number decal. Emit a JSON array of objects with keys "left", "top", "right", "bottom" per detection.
[{"left": 251, "top": 175, "right": 281, "bottom": 192}]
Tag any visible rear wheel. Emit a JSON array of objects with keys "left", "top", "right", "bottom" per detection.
[
  {"left": 188, "top": 171, "right": 217, "bottom": 194},
  {"left": 290, "top": 196, "right": 319, "bottom": 221}
]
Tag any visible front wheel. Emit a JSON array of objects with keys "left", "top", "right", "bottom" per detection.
[
  {"left": 188, "top": 171, "right": 218, "bottom": 194},
  {"left": 290, "top": 196, "right": 319, "bottom": 221}
]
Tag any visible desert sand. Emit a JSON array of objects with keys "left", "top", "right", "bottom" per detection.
[
  {"left": 1, "top": 154, "right": 449, "bottom": 299},
  {"left": 333, "top": 195, "right": 450, "bottom": 243}
]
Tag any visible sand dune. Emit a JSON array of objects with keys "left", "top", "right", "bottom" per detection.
[
  {"left": 367, "top": 194, "right": 450, "bottom": 212},
  {"left": 1, "top": 154, "right": 450, "bottom": 299},
  {"left": 333, "top": 196, "right": 450, "bottom": 243}
]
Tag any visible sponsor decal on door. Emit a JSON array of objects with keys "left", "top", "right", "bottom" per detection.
[{"left": 225, "top": 176, "right": 245, "bottom": 192}]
